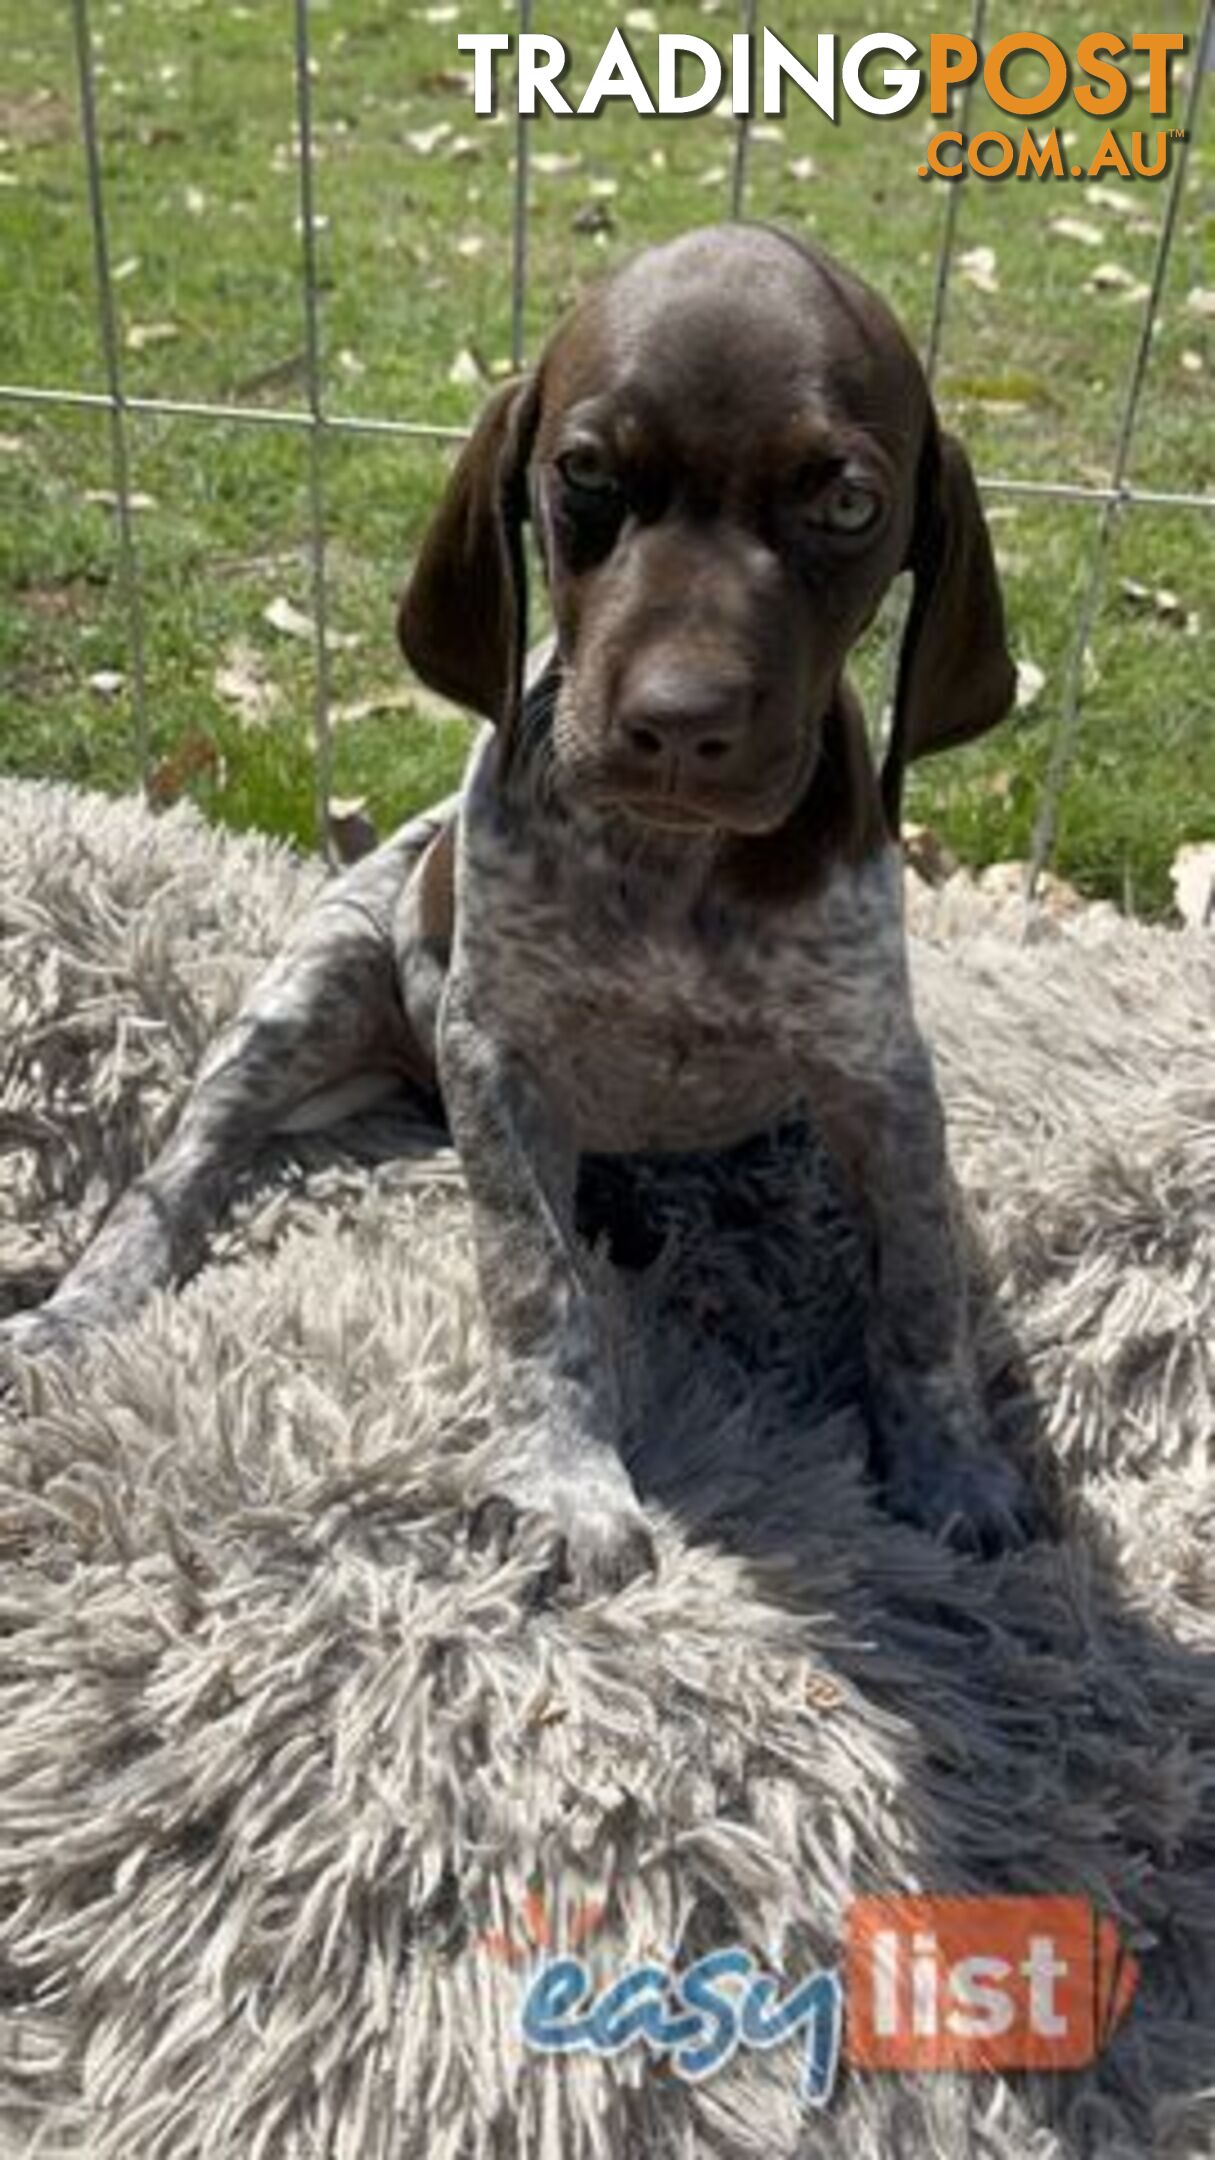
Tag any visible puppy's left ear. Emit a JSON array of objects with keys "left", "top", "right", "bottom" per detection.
[
  {"left": 398, "top": 373, "right": 540, "bottom": 752},
  {"left": 881, "top": 413, "right": 1015, "bottom": 829}
]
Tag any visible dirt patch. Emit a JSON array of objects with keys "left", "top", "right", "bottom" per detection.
[
  {"left": 0, "top": 89, "right": 74, "bottom": 150},
  {"left": 18, "top": 576, "right": 103, "bottom": 623}
]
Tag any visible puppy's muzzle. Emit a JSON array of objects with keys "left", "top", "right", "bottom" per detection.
[{"left": 603, "top": 650, "right": 778, "bottom": 825}]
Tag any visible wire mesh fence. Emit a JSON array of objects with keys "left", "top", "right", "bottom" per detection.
[{"left": 0, "top": 0, "right": 1211, "bottom": 895}]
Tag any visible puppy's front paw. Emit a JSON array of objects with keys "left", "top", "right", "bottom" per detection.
[
  {"left": 869, "top": 1362, "right": 1041, "bottom": 1555},
  {"left": 0, "top": 1303, "right": 86, "bottom": 1372},
  {"left": 469, "top": 1464, "right": 656, "bottom": 1600},
  {"left": 0, "top": 1306, "right": 83, "bottom": 1413},
  {"left": 883, "top": 1442, "right": 1040, "bottom": 1556}
]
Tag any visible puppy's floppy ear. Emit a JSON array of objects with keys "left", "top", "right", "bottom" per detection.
[
  {"left": 881, "top": 411, "right": 1015, "bottom": 829},
  {"left": 398, "top": 373, "right": 540, "bottom": 750}
]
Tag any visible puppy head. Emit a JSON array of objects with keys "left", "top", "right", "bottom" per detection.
[{"left": 399, "top": 224, "right": 1013, "bottom": 839}]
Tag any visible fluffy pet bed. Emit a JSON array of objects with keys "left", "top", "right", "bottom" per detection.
[{"left": 1, "top": 778, "right": 1212, "bottom": 2160}]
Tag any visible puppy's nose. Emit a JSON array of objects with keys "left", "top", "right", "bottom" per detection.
[{"left": 616, "top": 658, "right": 752, "bottom": 771}]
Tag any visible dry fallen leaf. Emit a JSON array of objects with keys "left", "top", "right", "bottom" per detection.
[
  {"left": 1048, "top": 215, "right": 1102, "bottom": 246},
  {"left": 335, "top": 682, "right": 470, "bottom": 728},
  {"left": 85, "top": 488, "right": 156, "bottom": 511},
  {"left": 1015, "top": 658, "right": 1046, "bottom": 710},
  {"left": 263, "top": 594, "right": 317, "bottom": 642},
  {"left": 405, "top": 122, "right": 452, "bottom": 157},
  {"left": 326, "top": 795, "right": 378, "bottom": 864},
  {"left": 958, "top": 244, "right": 998, "bottom": 294},
  {"left": 213, "top": 640, "right": 280, "bottom": 729},
  {"left": 1086, "top": 261, "right": 1139, "bottom": 293},
  {"left": 1170, "top": 842, "right": 1215, "bottom": 930},
  {"left": 418, "top": 68, "right": 474, "bottom": 96},
  {"left": 902, "top": 823, "right": 958, "bottom": 885},
  {"left": 1119, "top": 577, "right": 1195, "bottom": 628},
  {"left": 980, "top": 861, "right": 1084, "bottom": 915},
  {"left": 448, "top": 346, "right": 487, "bottom": 388},
  {"left": 147, "top": 729, "right": 224, "bottom": 805},
  {"left": 802, "top": 1673, "right": 844, "bottom": 1713},
  {"left": 125, "top": 320, "right": 180, "bottom": 351},
  {"left": 976, "top": 769, "right": 1015, "bottom": 801},
  {"left": 233, "top": 352, "right": 306, "bottom": 400},
  {"left": 572, "top": 202, "right": 614, "bottom": 237},
  {"left": 263, "top": 595, "right": 361, "bottom": 652},
  {"left": 331, "top": 690, "right": 410, "bottom": 728},
  {"left": 531, "top": 151, "right": 582, "bottom": 179}
]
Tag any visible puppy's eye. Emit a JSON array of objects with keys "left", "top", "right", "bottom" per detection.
[
  {"left": 556, "top": 447, "right": 621, "bottom": 500},
  {"left": 805, "top": 476, "right": 883, "bottom": 536}
]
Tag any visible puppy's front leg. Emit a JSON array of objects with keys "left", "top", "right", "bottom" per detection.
[
  {"left": 808, "top": 1016, "right": 1036, "bottom": 1552},
  {"left": 1, "top": 820, "right": 437, "bottom": 1368},
  {"left": 438, "top": 988, "right": 655, "bottom": 1596}
]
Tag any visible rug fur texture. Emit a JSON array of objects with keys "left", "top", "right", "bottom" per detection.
[{"left": 1, "top": 777, "right": 1213, "bottom": 2160}]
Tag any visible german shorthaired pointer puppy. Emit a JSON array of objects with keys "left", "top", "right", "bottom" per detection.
[{"left": 2, "top": 225, "right": 1037, "bottom": 1590}]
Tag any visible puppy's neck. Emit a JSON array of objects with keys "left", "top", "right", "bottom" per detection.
[{"left": 502, "top": 659, "right": 725, "bottom": 889}]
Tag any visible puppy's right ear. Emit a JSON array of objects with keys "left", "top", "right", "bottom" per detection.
[
  {"left": 398, "top": 373, "right": 540, "bottom": 743},
  {"left": 881, "top": 412, "right": 1014, "bottom": 830}
]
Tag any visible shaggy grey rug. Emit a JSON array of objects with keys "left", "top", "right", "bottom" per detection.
[{"left": 0, "top": 778, "right": 1212, "bottom": 2160}]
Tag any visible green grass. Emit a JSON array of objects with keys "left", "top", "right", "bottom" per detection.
[{"left": 1, "top": 0, "right": 1211, "bottom": 913}]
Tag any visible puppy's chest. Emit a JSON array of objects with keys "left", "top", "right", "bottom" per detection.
[{"left": 460, "top": 839, "right": 834, "bottom": 1152}]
